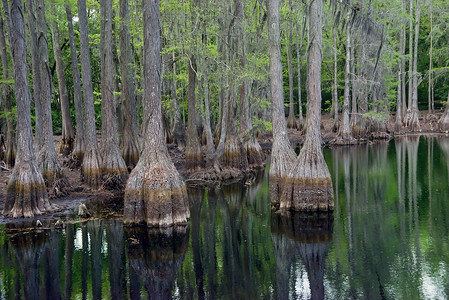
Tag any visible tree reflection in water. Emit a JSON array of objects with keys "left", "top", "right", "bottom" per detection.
[
  {"left": 125, "top": 225, "right": 189, "bottom": 299},
  {"left": 271, "top": 212, "right": 333, "bottom": 300}
]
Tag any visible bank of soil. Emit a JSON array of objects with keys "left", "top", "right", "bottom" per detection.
[{"left": 0, "top": 111, "right": 446, "bottom": 225}]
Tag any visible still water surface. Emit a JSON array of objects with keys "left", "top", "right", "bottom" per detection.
[{"left": 1, "top": 136, "right": 449, "bottom": 299}]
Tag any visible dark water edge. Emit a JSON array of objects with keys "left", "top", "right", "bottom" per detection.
[{"left": 1, "top": 136, "right": 449, "bottom": 299}]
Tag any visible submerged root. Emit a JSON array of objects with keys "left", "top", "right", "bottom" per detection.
[
  {"left": 81, "top": 148, "right": 103, "bottom": 189},
  {"left": 124, "top": 149, "right": 190, "bottom": 227},
  {"left": 4, "top": 161, "right": 58, "bottom": 218}
]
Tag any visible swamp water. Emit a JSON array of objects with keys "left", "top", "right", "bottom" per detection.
[{"left": 1, "top": 136, "right": 449, "bottom": 299}]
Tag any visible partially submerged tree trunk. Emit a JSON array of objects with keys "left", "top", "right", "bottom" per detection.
[
  {"left": 49, "top": 5, "right": 75, "bottom": 156},
  {"left": 267, "top": 0, "right": 296, "bottom": 208},
  {"left": 2, "top": 0, "right": 55, "bottom": 217},
  {"left": 279, "top": 0, "right": 333, "bottom": 212},
  {"left": 36, "top": 0, "right": 69, "bottom": 189},
  {"left": 124, "top": 0, "right": 189, "bottom": 226},
  {"left": 100, "top": 0, "right": 128, "bottom": 188},
  {"left": 119, "top": 0, "right": 140, "bottom": 168},
  {"left": 286, "top": 0, "right": 296, "bottom": 129},
  {"left": 333, "top": 9, "right": 355, "bottom": 145},
  {"left": 66, "top": 5, "right": 85, "bottom": 161},
  {"left": 0, "top": 16, "right": 15, "bottom": 167},
  {"left": 78, "top": 0, "right": 103, "bottom": 188}
]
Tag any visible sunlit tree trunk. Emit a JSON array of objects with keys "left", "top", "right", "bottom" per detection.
[
  {"left": 124, "top": 0, "right": 189, "bottom": 226},
  {"left": 267, "top": 0, "right": 296, "bottom": 208},
  {"left": 49, "top": 5, "right": 75, "bottom": 156},
  {"left": 280, "top": 0, "right": 333, "bottom": 211},
  {"left": 395, "top": 0, "right": 406, "bottom": 132},
  {"left": 2, "top": 0, "right": 56, "bottom": 218},
  {"left": 0, "top": 16, "right": 15, "bottom": 167},
  {"left": 296, "top": 14, "right": 305, "bottom": 129},
  {"left": 119, "top": 0, "right": 140, "bottom": 168},
  {"left": 65, "top": 5, "right": 85, "bottom": 161},
  {"left": 332, "top": 30, "right": 338, "bottom": 131},
  {"left": 78, "top": 0, "right": 103, "bottom": 188},
  {"left": 428, "top": 2, "right": 434, "bottom": 114}
]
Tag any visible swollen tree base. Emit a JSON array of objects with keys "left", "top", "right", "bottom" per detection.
[
  {"left": 102, "top": 146, "right": 128, "bottom": 190},
  {"left": 4, "top": 161, "right": 57, "bottom": 218},
  {"left": 330, "top": 132, "right": 357, "bottom": 146},
  {"left": 81, "top": 148, "right": 103, "bottom": 189},
  {"left": 406, "top": 109, "right": 421, "bottom": 132},
  {"left": 279, "top": 150, "right": 334, "bottom": 212},
  {"left": 124, "top": 149, "right": 190, "bottom": 227},
  {"left": 439, "top": 108, "right": 449, "bottom": 132},
  {"left": 287, "top": 115, "right": 297, "bottom": 129},
  {"left": 37, "top": 149, "right": 69, "bottom": 190},
  {"left": 222, "top": 134, "right": 249, "bottom": 170},
  {"left": 243, "top": 137, "right": 264, "bottom": 168},
  {"left": 121, "top": 137, "right": 140, "bottom": 169}
]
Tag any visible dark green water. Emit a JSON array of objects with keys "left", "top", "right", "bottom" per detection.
[{"left": 1, "top": 136, "right": 449, "bottom": 299}]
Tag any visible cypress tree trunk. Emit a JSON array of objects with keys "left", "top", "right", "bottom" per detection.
[
  {"left": 333, "top": 9, "right": 355, "bottom": 144},
  {"left": 49, "top": 5, "right": 75, "bottom": 156},
  {"left": 119, "top": 0, "right": 140, "bottom": 168},
  {"left": 26, "top": 0, "right": 42, "bottom": 150},
  {"left": 170, "top": 52, "right": 186, "bottom": 149},
  {"left": 395, "top": 2, "right": 405, "bottom": 132},
  {"left": 36, "top": 0, "right": 69, "bottom": 189},
  {"left": 124, "top": 0, "right": 189, "bottom": 226},
  {"left": 100, "top": 0, "right": 128, "bottom": 186},
  {"left": 296, "top": 15, "right": 304, "bottom": 129},
  {"left": 66, "top": 5, "right": 86, "bottom": 161},
  {"left": 406, "top": 0, "right": 421, "bottom": 131},
  {"left": 267, "top": 0, "right": 296, "bottom": 208},
  {"left": 236, "top": 0, "right": 264, "bottom": 168},
  {"left": 286, "top": 0, "right": 296, "bottom": 129},
  {"left": 438, "top": 90, "right": 449, "bottom": 132},
  {"left": 332, "top": 30, "right": 338, "bottom": 131},
  {"left": 2, "top": 0, "right": 55, "bottom": 217},
  {"left": 280, "top": 0, "right": 333, "bottom": 212},
  {"left": 0, "top": 16, "right": 15, "bottom": 167},
  {"left": 185, "top": 55, "right": 203, "bottom": 170},
  {"left": 78, "top": 0, "right": 103, "bottom": 188}
]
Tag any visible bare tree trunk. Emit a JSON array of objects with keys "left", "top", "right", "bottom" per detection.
[
  {"left": 280, "top": 0, "right": 333, "bottom": 212},
  {"left": 185, "top": 55, "right": 203, "bottom": 171},
  {"left": 236, "top": 0, "right": 263, "bottom": 168},
  {"left": 428, "top": 2, "right": 434, "bottom": 114},
  {"left": 286, "top": 0, "right": 296, "bottom": 129},
  {"left": 100, "top": 0, "right": 128, "bottom": 187},
  {"left": 406, "top": 0, "right": 413, "bottom": 119},
  {"left": 395, "top": 2, "right": 406, "bottom": 132},
  {"left": 406, "top": 0, "right": 421, "bottom": 131},
  {"left": 124, "top": 0, "right": 189, "bottom": 226},
  {"left": 296, "top": 14, "right": 304, "bottom": 129},
  {"left": 49, "top": 4, "right": 75, "bottom": 156},
  {"left": 26, "top": 0, "right": 43, "bottom": 150},
  {"left": 119, "top": 0, "right": 140, "bottom": 168},
  {"left": 333, "top": 9, "right": 355, "bottom": 144},
  {"left": 66, "top": 5, "right": 85, "bottom": 161},
  {"left": 438, "top": 90, "right": 449, "bottom": 131},
  {"left": 0, "top": 16, "right": 15, "bottom": 167},
  {"left": 170, "top": 52, "right": 186, "bottom": 149},
  {"left": 35, "top": 0, "right": 69, "bottom": 189},
  {"left": 2, "top": 0, "right": 55, "bottom": 217},
  {"left": 350, "top": 37, "right": 357, "bottom": 127},
  {"left": 78, "top": 0, "right": 103, "bottom": 188},
  {"left": 332, "top": 30, "right": 339, "bottom": 131},
  {"left": 267, "top": 0, "right": 296, "bottom": 208}
]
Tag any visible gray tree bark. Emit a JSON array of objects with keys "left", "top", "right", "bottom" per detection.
[
  {"left": 296, "top": 14, "right": 305, "bottom": 129},
  {"left": 267, "top": 0, "right": 296, "bottom": 208},
  {"left": 78, "top": 0, "right": 103, "bottom": 188},
  {"left": 49, "top": 4, "right": 75, "bottom": 156},
  {"left": 0, "top": 16, "right": 15, "bottom": 167},
  {"left": 35, "top": 0, "right": 69, "bottom": 188},
  {"left": 2, "top": 0, "right": 55, "bottom": 217},
  {"left": 286, "top": 0, "right": 296, "bottom": 129},
  {"left": 100, "top": 0, "right": 128, "bottom": 187},
  {"left": 66, "top": 5, "right": 86, "bottom": 161},
  {"left": 280, "top": 0, "right": 333, "bottom": 212},
  {"left": 124, "top": 0, "right": 189, "bottom": 226},
  {"left": 119, "top": 0, "right": 140, "bottom": 168}
]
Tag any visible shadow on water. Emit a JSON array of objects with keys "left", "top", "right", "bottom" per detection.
[{"left": 271, "top": 212, "right": 333, "bottom": 300}]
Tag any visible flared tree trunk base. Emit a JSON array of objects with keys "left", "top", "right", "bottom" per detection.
[
  {"left": 185, "top": 150, "right": 203, "bottom": 171},
  {"left": 72, "top": 136, "right": 85, "bottom": 162},
  {"left": 279, "top": 148, "right": 334, "bottom": 212},
  {"left": 37, "top": 148, "right": 69, "bottom": 189},
  {"left": 287, "top": 115, "right": 297, "bottom": 129},
  {"left": 405, "top": 109, "right": 421, "bottom": 132},
  {"left": 59, "top": 137, "right": 74, "bottom": 156},
  {"left": 4, "top": 161, "right": 57, "bottom": 218},
  {"left": 223, "top": 134, "right": 248, "bottom": 170},
  {"left": 5, "top": 147, "right": 15, "bottom": 167},
  {"left": 81, "top": 148, "right": 103, "bottom": 189},
  {"left": 121, "top": 138, "right": 140, "bottom": 169},
  {"left": 330, "top": 132, "right": 357, "bottom": 145},
  {"left": 243, "top": 137, "right": 264, "bottom": 168},
  {"left": 102, "top": 144, "right": 129, "bottom": 190},
  {"left": 439, "top": 111, "right": 449, "bottom": 133},
  {"left": 124, "top": 149, "right": 190, "bottom": 227},
  {"left": 297, "top": 117, "right": 304, "bottom": 131}
]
